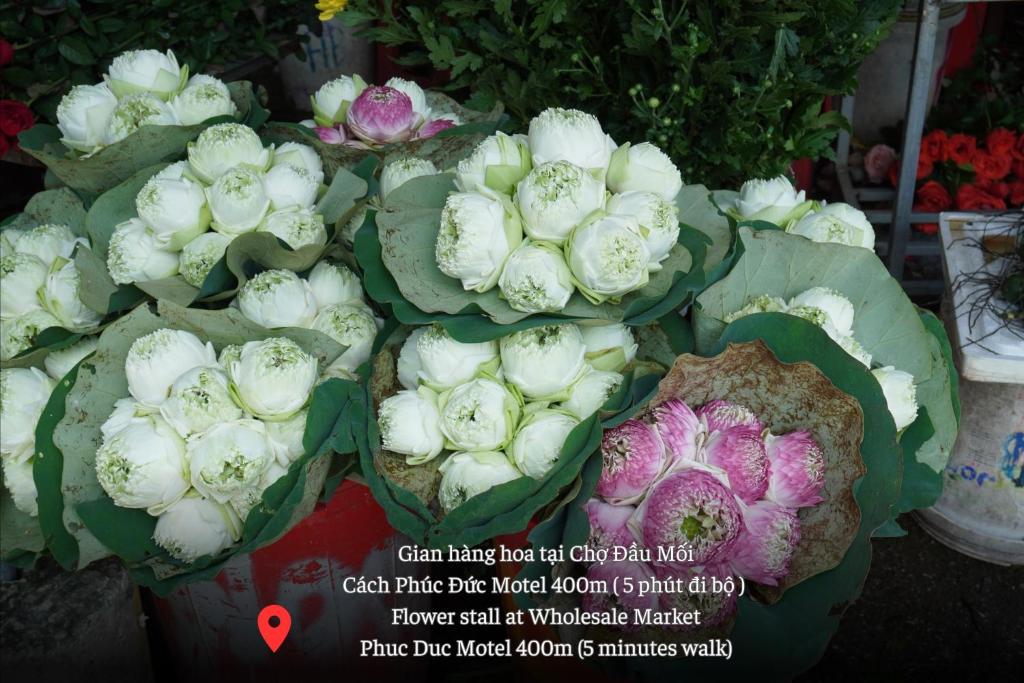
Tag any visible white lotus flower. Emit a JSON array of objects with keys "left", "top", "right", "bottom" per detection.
[
  {"left": 100, "top": 397, "right": 152, "bottom": 441},
  {"left": 105, "top": 49, "right": 186, "bottom": 100},
  {"left": 218, "top": 344, "right": 242, "bottom": 370},
  {"left": 306, "top": 261, "right": 363, "bottom": 309},
  {"left": 558, "top": 365, "right": 623, "bottom": 419},
  {"left": 385, "top": 77, "right": 431, "bottom": 121},
  {"left": 3, "top": 457, "right": 38, "bottom": 516},
  {"left": 13, "top": 223, "right": 86, "bottom": 266},
  {"left": 312, "top": 303, "right": 378, "bottom": 375},
  {"left": 607, "top": 142, "right": 683, "bottom": 201},
  {"left": 733, "top": 176, "right": 811, "bottom": 226},
  {"left": 228, "top": 337, "right": 317, "bottom": 420},
  {"left": 498, "top": 240, "right": 574, "bottom": 313},
  {"left": 230, "top": 461, "right": 288, "bottom": 521},
  {"left": 837, "top": 334, "right": 872, "bottom": 368},
  {"left": 94, "top": 414, "right": 189, "bottom": 513},
  {"left": 380, "top": 157, "right": 438, "bottom": 201},
  {"left": 236, "top": 269, "right": 318, "bottom": 329},
  {"left": 724, "top": 294, "right": 788, "bottom": 323},
  {"left": 340, "top": 206, "right": 367, "bottom": 246},
  {"left": 188, "top": 419, "right": 273, "bottom": 503},
  {"left": 789, "top": 203, "right": 876, "bottom": 250},
  {"left": 788, "top": 287, "right": 856, "bottom": 337},
  {"left": 379, "top": 387, "right": 445, "bottom": 464},
  {"left": 104, "top": 92, "right": 178, "bottom": 144},
  {"left": 43, "top": 335, "right": 98, "bottom": 380},
  {"left": 515, "top": 160, "right": 606, "bottom": 244},
  {"left": 455, "top": 132, "right": 532, "bottom": 195},
  {"left": 135, "top": 165, "right": 211, "bottom": 249},
  {"left": 500, "top": 324, "right": 587, "bottom": 400},
  {"left": 396, "top": 327, "right": 427, "bottom": 390},
  {"left": 207, "top": 166, "right": 271, "bottom": 236},
  {"left": 416, "top": 324, "right": 499, "bottom": 390},
  {"left": 311, "top": 74, "right": 367, "bottom": 126},
  {"left": 606, "top": 191, "right": 679, "bottom": 269},
  {"left": 0, "top": 367, "right": 55, "bottom": 459},
  {"left": 1, "top": 252, "right": 48, "bottom": 319},
  {"left": 159, "top": 365, "right": 242, "bottom": 438},
  {"left": 40, "top": 259, "right": 102, "bottom": 330},
  {"left": 259, "top": 208, "right": 327, "bottom": 250},
  {"left": 170, "top": 74, "right": 237, "bottom": 125},
  {"left": 153, "top": 493, "right": 241, "bottom": 562},
  {"left": 438, "top": 450, "right": 523, "bottom": 513},
  {"left": 0, "top": 310, "right": 61, "bottom": 361},
  {"left": 106, "top": 218, "right": 180, "bottom": 285},
  {"left": 264, "top": 164, "right": 321, "bottom": 211},
  {"left": 435, "top": 192, "right": 522, "bottom": 292},
  {"left": 178, "top": 232, "right": 231, "bottom": 288},
  {"left": 438, "top": 378, "right": 521, "bottom": 451},
  {"left": 272, "top": 142, "right": 323, "bottom": 179},
  {"left": 566, "top": 212, "right": 650, "bottom": 303},
  {"left": 124, "top": 328, "right": 217, "bottom": 406},
  {"left": 0, "top": 228, "right": 24, "bottom": 259},
  {"left": 872, "top": 366, "right": 919, "bottom": 431},
  {"left": 528, "top": 107, "right": 613, "bottom": 171},
  {"left": 56, "top": 83, "right": 118, "bottom": 153},
  {"left": 265, "top": 408, "right": 307, "bottom": 466},
  {"left": 508, "top": 409, "right": 579, "bottom": 479},
  {"left": 579, "top": 323, "right": 637, "bottom": 372},
  {"left": 187, "top": 123, "right": 272, "bottom": 184}
]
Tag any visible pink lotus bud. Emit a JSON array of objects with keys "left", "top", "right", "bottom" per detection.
[
  {"left": 648, "top": 399, "right": 702, "bottom": 465},
  {"left": 586, "top": 499, "right": 637, "bottom": 551},
  {"left": 346, "top": 86, "right": 417, "bottom": 144},
  {"left": 704, "top": 425, "right": 769, "bottom": 503},
  {"left": 729, "top": 501, "right": 801, "bottom": 586},
  {"left": 636, "top": 469, "right": 743, "bottom": 569},
  {"left": 580, "top": 561, "right": 659, "bottom": 631},
  {"left": 765, "top": 430, "right": 826, "bottom": 508},
  {"left": 315, "top": 125, "right": 345, "bottom": 145},
  {"left": 653, "top": 564, "right": 738, "bottom": 629},
  {"left": 696, "top": 399, "right": 763, "bottom": 434},
  {"left": 594, "top": 419, "right": 666, "bottom": 504},
  {"left": 415, "top": 117, "right": 457, "bottom": 139}
]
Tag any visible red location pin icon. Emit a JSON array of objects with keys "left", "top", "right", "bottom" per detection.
[{"left": 258, "top": 604, "right": 292, "bottom": 653}]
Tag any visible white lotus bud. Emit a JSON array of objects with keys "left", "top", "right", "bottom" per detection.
[
  {"left": 135, "top": 166, "right": 211, "bottom": 249},
  {"left": 306, "top": 261, "right": 363, "bottom": 309},
  {"left": 1, "top": 252, "right": 48, "bottom": 319},
  {"left": 312, "top": 303, "right": 378, "bottom": 375},
  {"left": 218, "top": 344, "right": 242, "bottom": 370},
  {"left": 153, "top": 493, "right": 241, "bottom": 563},
  {"left": 311, "top": 74, "right": 367, "bottom": 126},
  {"left": 13, "top": 223, "right": 86, "bottom": 266},
  {"left": 396, "top": 327, "right": 427, "bottom": 390},
  {"left": 607, "top": 142, "right": 683, "bottom": 201},
  {"left": 170, "top": 74, "right": 237, "bottom": 125},
  {"left": 106, "top": 218, "right": 180, "bottom": 285},
  {"left": 40, "top": 259, "right": 102, "bottom": 331},
  {"left": 566, "top": 213, "right": 650, "bottom": 304},
  {"left": 872, "top": 366, "right": 919, "bottom": 431},
  {"left": 558, "top": 365, "right": 623, "bottom": 419},
  {"left": 94, "top": 414, "right": 189, "bottom": 513},
  {"left": 579, "top": 323, "right": 637, "bottom": 372},
  {"left": 0, "top": 367, "right": 54, "bottom": 459},
  {"left": 100, "top": 397, "right": 152, "bottom": 441},
  {"left": 0, "top": 228, "right": 24, "bottom": 259},
  {"left": 509, "top": 409, "right": 579, "bottom": 479},
  {"left": 56, "top": 83, "right": 118, "bottom": 153},
  {"left": 207, "top": 166, "right": 271, "bottom": 236},
  {"left": 385, "top": 77, "right": 431, "bottom": 121},
  {"left": 789, "top": 203, "right": 876, "bottom": 250},
  {"left": 188, "top": 419, "right": 274, "bottom": 504},
  {"left": 105, "top": 49, "right": 186, "bottom": 100},
  {"left": 606, "top": 191, "right": 679, "bottom": 269},
  {"left": 500, "top": 324, "right": 587, "bottom": 400},
  {"left": 379, "top": 157, "right": 438, "bottom": 202},
  {"left": 227, "top": 337, "right": 318, "bottom": 420},
  {"left": 438, "top": 450, "right": 523, "bottom": 513},
  {"left": 179, "top": 232, "right": 231, "bottom": 288},
  {"left": 733, "top": 176, "right": 810, "bottom": 226},
  {"left": 187, "top": 123, "right": 272, "bottom": 184},
  {"left": 435, "top": 192, "right": 522, "bottom": 292},
  {"left": 104, "top": 93, "right": 178, "bottom": 145},
  {"left": 340, "top": 206, "right": 367, "bottom": 246},
  {"left": 498, "top": 240, "right": 574, "bottom": 313},
  {"left": 44, "top": 335, "right": 98, "bottom": 380},
  {"left": 264, "top": 164, "right": 321, "bottom": 211},
  {"left": 159, "top": 365, "right": 242, "bottom": 438},
  {"left": 3, "top": 457, "right": 38, "bottom": 516},
  {"left": 837, "top": 334, "right": 872, "bottom": 368},
  {"left": 272, "top": 142, "right": 323, "bottom": 179},
  {"left": 528, "top": 107, "right": 613, "bottom": 171},
  {"left": 438, "top": 378, "right": 521, "bottom": 452},
  {"left": 236, "top": 269, "right": 319, "bottom": 329},
  {"left": 124, "top": 328, "right": 217, "bottom": 406},
  {"left": 723, "top": 294, "right": 788, "bottom": 323},
  {"left": 416, "top": 324, "right": 499, "bottom": 390},
  {"left": 230, "top": 461, "right": 288, "bottom": 522},
  {"left": 1, "top": 310, "right": 61, "bottom": 361},
  {"left": 788, "top": 287, "right": 856, "bottom": 337},
  {"left": 379, "top": 387, "right": 445, "bottom": 464},
  {"left": 259, "top": 208, "right": 327, "bottom": 250},
  {"left": 265, "top": 408, "right": 307, "bottom": 466},
  {"left": 455, "top": 132, "right": 533, "bottom": 195},
  {"left": 515, "top": 161, "right": 606, "bottom": 244}
]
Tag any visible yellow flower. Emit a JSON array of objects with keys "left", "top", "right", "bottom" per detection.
[{"left": 315, "top": 0, "right": 348, "bottom": 21}]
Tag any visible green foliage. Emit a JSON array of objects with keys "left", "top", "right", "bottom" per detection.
[{"left": 341, "top": 0, "right": 901, "bottom": 188}]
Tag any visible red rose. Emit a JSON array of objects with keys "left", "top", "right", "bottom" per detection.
[
  {"left": 956, "top": 184, "right": 1007, "bottom": 211},
  {"left": 0, "top": 100, "right": 34, "bottom": 138},
  {"left": 948, "top": 134, "right": 977, "bottom": 166},
  {"left": 1013, "top": 132, "right": 1024, "bottom": 162},
  {"left": 1008, "top": 180, "right": 1024, "bottom": 207},
  {"left": 1013, "top": 159, "right": 1024, "bottom": 178},
  {"left": 0, "top": 39, "right": 13, "bottom": 68},
  {"left": 914, "top": 223, "right": 939, "bottom": 236},
  {"left": 975, "top": 178, "right": 1009, "bottom": 199},
  {"left": 986, "top": 128, "right": 1016, "bottom": 158},
  {"left": 972, "top": 149, "right": 1012, "bottom": 181},
  {"left": 914, "top": 180, "right": 953, "bottom": 213},
  {"left": 921, "top": 130, "right": 949, "bottom": 163}
]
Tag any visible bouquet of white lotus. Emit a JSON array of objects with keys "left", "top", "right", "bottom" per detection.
[{"left": 18, "top": 48, "right": 267, "bottom": 195}]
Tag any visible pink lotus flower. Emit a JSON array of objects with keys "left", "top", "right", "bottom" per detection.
[
  {"left": 415, "top": 117, "right": 457, "bottom": 139},
  {"left": 594, "top": 419, "right": 666, "bottom": 504},
  {"left": 315, "top": 125, "right": 346, "bottom": 145},
  {"left": 346, "top": 85, "right": 417, "bottom": 145},
  {"left": 581, "top": 561, "right": 659, "bottom": 631},
  {"left": 653, "top": 564, "right": 738, "bottom": 630},
  {"left": 729, "top": 501, "right": 801, "bottom": 586},
  {"left": 696, "top": 399, "right": 763, "bottom": 434},
  {"left": 635, "top": 469, "right": 744, "bottom": 569},
  {"left": 704, "top": 425, "right": 769, "bottom": 503},
  {"left": 864, "top": 144, "right": 897, "bottom": 184},
  {"left": 765, "top": 430, "right": 826, "bottom": 508},
  {"left": 586, "top": 499, "right": 637, "bottom": 551},
  {"left": 648, "top": 399, "right": 702, "bottom": 465}
]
